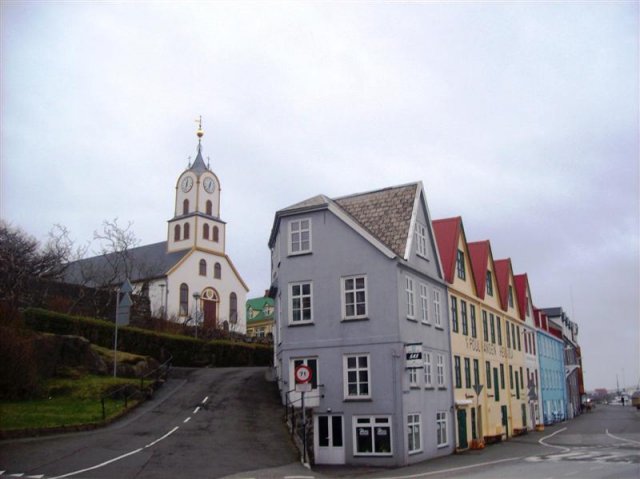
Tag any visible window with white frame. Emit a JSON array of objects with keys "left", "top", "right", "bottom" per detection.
[
  {"left": 354, "top": 416, "right": 392, "bottom": 456},
  {"left": 423, "top": 351, "right": 432, "bottom": 387},
  {"left": 407, "top": 413, "right": 422, "bottom": 453},
  {"left": 420, "top": 283, "right": 429, "bottom": 323},
  {"left": 289, "top": 282, "right": 312, "bottom": 324},
  {"left": 344, "top": 354, "right": 370, "bottom": 399},
  {"left": 409, "top": 367, "right": 418, "bottom": 387},
  {"left": 405, "top": 276, "right": 415, "bottom": 319},
  {"left": 415, "top": 222, "right": 428, "bottom": 258},
  {"left": 436, "top": 411, "right": 448, "bottom": 447},
  {"left": 342, "top": 275, "right": 367, "bottom": 319},
  {"left": 456, "top": 249, "right": 466, "bottom": 280},
  {"left": 432, "top": 289, "right": 442, "bottom": 327},
  {"left": 436, "top": 354, "right": 445, "bottom": 387},
  {"left": 289, "top": 218, "right": 311, "bottom": 255}
]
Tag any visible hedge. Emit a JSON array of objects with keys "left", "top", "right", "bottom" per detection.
[{"left": 23, "top": 308, "right": 272, "bottom": 368}]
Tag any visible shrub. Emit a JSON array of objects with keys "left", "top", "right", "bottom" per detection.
[{"left": 23, "top": 308, "right": 272, "bottom": 368}]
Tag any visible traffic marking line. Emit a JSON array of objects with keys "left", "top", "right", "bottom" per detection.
[
  {"left": 202, "top": 396, "right": 209, "bottom": 404},
  {"left": 371, "top": 458, "right": 521, "bottom": 479},
  {"left": 539, "top": 427, "right": 570, "bottom": 452},
  {"left": 193, "top": 406, "right": 200, "bottom": 414},
  {"left": 183, "top": 417, "right": 191, "bottom": 423},
  {"left": 605, "top": 428, "right": 640, "bottom": 445}
]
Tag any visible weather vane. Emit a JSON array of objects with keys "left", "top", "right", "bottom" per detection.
[{"left": 195, "top": 115, "right": 204, "bottom": 142}]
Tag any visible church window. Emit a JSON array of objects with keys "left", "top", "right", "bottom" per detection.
[
  {"left": 230, "top": 293, "right": 238, "bottom": 324},
  {"left": 179, "top": 283, "right": 189, "bottom": 315},
  {"left": 184, "top": 223, "right": 190, "bottom": 239},
  {"left": 206, "top": 200, "right": 213, "bottom": 216},
  {"left": 203, "top": 224, "right": 209, "bottom": 240},
  {"left": 174, "top": 224, "right": 181, "bottom": 241},
  {"left": 214, "top": 262, "right": 221, "bottom": 279},
  {"left": 199, "top": 259, "right": 206, "bottom": 276},
  {"left": 183, "top": 199, "right": 189, "bottom": 215},
  {"left": 213, "top": 226, "right": 219, "bottom": 242}
]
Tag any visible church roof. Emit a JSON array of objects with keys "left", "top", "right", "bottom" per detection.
[{"left": 62, "top": 241, "right": 189, "bottom": 287}]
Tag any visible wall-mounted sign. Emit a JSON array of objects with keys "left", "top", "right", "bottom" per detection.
[{"left": 405, "top": 343, "right": 423, "bottom": 369}]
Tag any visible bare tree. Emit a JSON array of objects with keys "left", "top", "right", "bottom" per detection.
[
  {"left": 92, "top": 218, "right": 141, "bottom": 285},
  {"left": 0, "top": 221, "right": 74, "bottom": 312}
]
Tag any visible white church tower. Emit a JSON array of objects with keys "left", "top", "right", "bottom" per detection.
[{"left": 162, "top": 119, "right": 248, "bottom": 333}]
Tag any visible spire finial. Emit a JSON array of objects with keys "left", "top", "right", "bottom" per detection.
[{"left": 195, "top": 115, "right": 204, "bottom": 143}]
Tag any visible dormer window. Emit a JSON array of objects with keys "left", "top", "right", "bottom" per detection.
[
  {"left": 289, "top": 218, "right": 311, "bottom": 255},
  {"left": 486, "top": 271, "right": 493, "bottom": 296},
  {"left": 456, "top": 250, "right": 466, "bottom": 280},
  {"left": 415, "top": 222, "right": 428, "bottom": 258}
]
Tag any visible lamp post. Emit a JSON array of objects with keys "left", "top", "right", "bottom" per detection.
[{"left": 193, "top": 292, "right": 201, "bottom": 339}]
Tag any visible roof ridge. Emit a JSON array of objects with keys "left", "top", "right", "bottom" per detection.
[{"left": 332, "top": 181, "right": 419, "bottom": 202}]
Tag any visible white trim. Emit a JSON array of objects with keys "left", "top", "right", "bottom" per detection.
[
  {"left": 353, "top": 415, "right": 393, "bottom": 456},
  {"left": 288, "top": 217, "right": 312, "bottom": 256},
  {"left": 419, "top": 283, "right": 430, "bottom": 324},
  {"left": 403, "top": 184, "right": 422, "bottom": 260},
  {"left": 407, "top": 413, "right": 422, "bottom": 454},
  {"left": 405, "top": 276, "right": 416, "bottom": 319},
  {"left": 343, "top": 353, "right": 371, "bottom": 400},
  {"left": 436, "top": 411, "right": 449, "bottom": 447},
  {"left": 288, "top": 281, "right": 313, "bottom": 325}
]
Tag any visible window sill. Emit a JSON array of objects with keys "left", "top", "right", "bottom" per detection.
[
  {"left": 341, "top": 317, "right": 369, "bottom": 323},
  {"left": 408, "top": 449, "right": 423, "bottom": 456},
  {"left": 287, "top": 251, "right": 312, "bottom": 257},
  {"left": 288, "top": 322, "right": 314, "bottom": 327},
  {"left": 421, "top": 321, "right": 431, "bottom": 326},
  {"left": 438, "top": 386, "right": 447, "bottom": 390},
  {"left": 435, "top": 325, "right": 444, "bottom": 330},
  {"left": 354, "top": 452, "right": 393, "bottom": 457},
  {"left": 407, "top": 316, "right": 417, "bottom": 322},
  {"left": 437, "top": 444, "right": 449, "bottom": 449},
  {"left": 424, "top": 386, "right": 434, "bottom": 390},
  {"left": 343, "top": 397, "right": 372, "bottom": 402}
]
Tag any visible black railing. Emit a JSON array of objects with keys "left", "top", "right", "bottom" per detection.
[{"left": 101, "top": 354, "right": 173, "bottom": 421}]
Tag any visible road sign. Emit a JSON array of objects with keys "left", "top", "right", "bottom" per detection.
[
  {"left": 295, "top": 365, "right": 312, "bottom": 384},
  {"left": 405, "top": 343, "right": 423, "bottom": 368},
  {"left": 473, "top": 383, "right": 484, "bottom": 396}
]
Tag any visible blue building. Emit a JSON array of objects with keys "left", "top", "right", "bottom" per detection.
[{"left": 534, "top": 308, "right": 567, "bottom": 424}]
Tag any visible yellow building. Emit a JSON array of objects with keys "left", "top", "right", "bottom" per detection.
[
  {"left": 434, "top": 217, "right": 530, "bottom": 450},
  {"left": 245, "top": 296, "right": 275, "bottom": 339}
]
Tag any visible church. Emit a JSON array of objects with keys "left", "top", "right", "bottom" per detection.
[{"left": 64, "top": 123, "right": 248, "bottom": 333}]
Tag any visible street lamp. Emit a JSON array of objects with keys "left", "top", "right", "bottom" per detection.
[{"left": 193, "top": 292, "right": 201, "bottom": 339}]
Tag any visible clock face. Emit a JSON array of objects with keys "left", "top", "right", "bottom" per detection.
[
  {"left": 203, "top": 177, "right": 215, "bottom": 193},
  {"left": 181, "top": 176, "right": 193, "bottom": 192}
]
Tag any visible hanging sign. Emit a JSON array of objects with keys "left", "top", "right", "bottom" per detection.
[
  {"left": 295, "top": 365, "right": 313, "bottom": 392},
  {"left": 405, "top": 343, "right": 423, "bottom": 369}
]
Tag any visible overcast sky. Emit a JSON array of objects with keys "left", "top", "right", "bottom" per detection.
[{"left": 1, "top": 1, "right": 638, "bottom": 392}]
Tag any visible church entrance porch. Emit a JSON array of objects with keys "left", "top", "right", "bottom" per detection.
[{"left": 201, "top": 287, "right": 219, "bottom": 331}]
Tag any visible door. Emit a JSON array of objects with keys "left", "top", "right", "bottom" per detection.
[
  {"left": 493, "top": 368, "right": 500, "bottom": 401},
  {"left": 457, "top": 409, "right": 468, "bottom": 449},
  {"left": 203, "top": 300, "right": 217, "bottom": 330},
  {"left": 501, "top": 405, "right": 509, "bottom": 438},
  {"left": 471, "top": 407, "right": 477, "bottom": 440},
  {"left": 315, "top": 415, "right": 344, "bottom": 464}
]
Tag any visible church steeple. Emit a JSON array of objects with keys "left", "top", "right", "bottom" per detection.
[{"left": 190, "top": 116, "right": 209, "bottom": 176}]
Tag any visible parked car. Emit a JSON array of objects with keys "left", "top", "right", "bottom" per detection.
[{"left": 632, "top": 390, "right": 640, "bottom": 410}]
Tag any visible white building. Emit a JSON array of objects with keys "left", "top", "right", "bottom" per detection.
[{"left": 64, "top": 126, "right": 248, "bottom": 333}]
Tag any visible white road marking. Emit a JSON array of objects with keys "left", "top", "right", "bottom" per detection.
[
  {"left": 50, "top": 425, "right": 180, "bottom": 478},
  {"left": 183, "top": 417, "right": 191, "bottom": 423},
  {"left": 564, "top": 470, "right": 580, "bottom": 476},
  {"left": 26, "top": 476, "right": 45, "bottom": 479},
  {"left": 202, "top": 396, "right": 209, "bottom": 404},
  {"left": 50, "top": 448, "right": 143, "bottom": 478},
  {"left": 144, "top": 426, "right": 179, "bottom": 448},
  {"left": 539, "top": 427, "right": 570, "bottom": 452},
  {"left": 8, "top": 474, "right": 25, "bottom": 478},
  {"left": 371, "top": 457, "right": 521, "bottom": 479},
  {"left": 284, "top": 476, "right": 315, "bottom": 479},
  {"left": 193, "top": 406, "right": 200, "bottom": 414},
  {"left": 605, "top": 428, "right": 640, "bottom": 445}
]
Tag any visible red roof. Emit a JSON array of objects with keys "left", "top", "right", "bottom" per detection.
[
  {"left": 493, "top": 259, "right": 512, "bottom": 313},
  {"left": 432, "top": 217, "right": 462, "bottom": 284},
  {"left": 467, "top": 240, "right": 491, "bottom": 300},
  {"left": 514, "top": 273, "right": 531, "bottom": 321}
]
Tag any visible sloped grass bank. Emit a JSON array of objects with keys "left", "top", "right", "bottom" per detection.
[{"left": 0, "top": 375, "right": 151, "bottom": 434}]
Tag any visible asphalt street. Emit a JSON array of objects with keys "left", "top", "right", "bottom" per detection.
[
  {"left": 1, "top": 369, "right": 638, "bottom": 479},
  {"left": 0, "top": 367, "right": 298, "bottom": 478}
]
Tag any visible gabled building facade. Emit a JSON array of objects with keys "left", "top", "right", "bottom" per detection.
[
  {"left": 534, "top": 308, "right": 568, "bottom": 424},
  {"left": 542, "top": 307, "right": 584, "bottom": 419},
  {"left": 246, "top": 296, "right": 275, "bottom": 338},
  {"left": 269, "top": 183, "right": 454, "bottom": 466}
]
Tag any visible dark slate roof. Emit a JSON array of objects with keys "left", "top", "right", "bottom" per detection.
[
  {"left": 63, "top": 241, "right": 189, "bottom": 287},
  {"left": 189, "top": 142, "right": 209, "bottom": 177},
  {"left": 280, "top": 194, "right": 331, "bottom": 212},
  {"left": 333, "top": 184, "right": 418, "bottom": 257}
]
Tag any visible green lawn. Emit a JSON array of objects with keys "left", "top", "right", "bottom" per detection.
[{"left": 0, "top": 375, "right": 152, "bottom": 431}]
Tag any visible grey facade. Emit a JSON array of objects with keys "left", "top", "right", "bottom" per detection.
[{"left": 269, "top": 183, "right": 454, "bottom": 466}]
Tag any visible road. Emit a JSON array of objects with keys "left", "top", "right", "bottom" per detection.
[{"left": 0, "top": 367, "right": 298, "bottom": 478}]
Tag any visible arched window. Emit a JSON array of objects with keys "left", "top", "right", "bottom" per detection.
[
  {"left": 206, "top": 200, "right": 213, "bottom": 216},
  {"left": 199, "top": 259, "right": 206, "bottom": 276},
  {"left": 183, "top": 199, "right": 189, "bottom": 215},
  {"left": 214, "top": 262, "right": 221, "bottom": 279},
  {"left": 184, "top": 222, "right": 190, "bottom": 239},
  {"left": 179, "top": 283, "right": 189, "bottom": 315},
  {"left": 213, "top": 226, "right": 219, "bottom": 242},
  {"left": 174, "top": 224, "right": 181, "bottom": 241},
  {"left": 203, "top": 224, "right": 209, "bottom": 240},
  {"left": 229, "top": 292, "right": 238, "bottom": 324}
]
